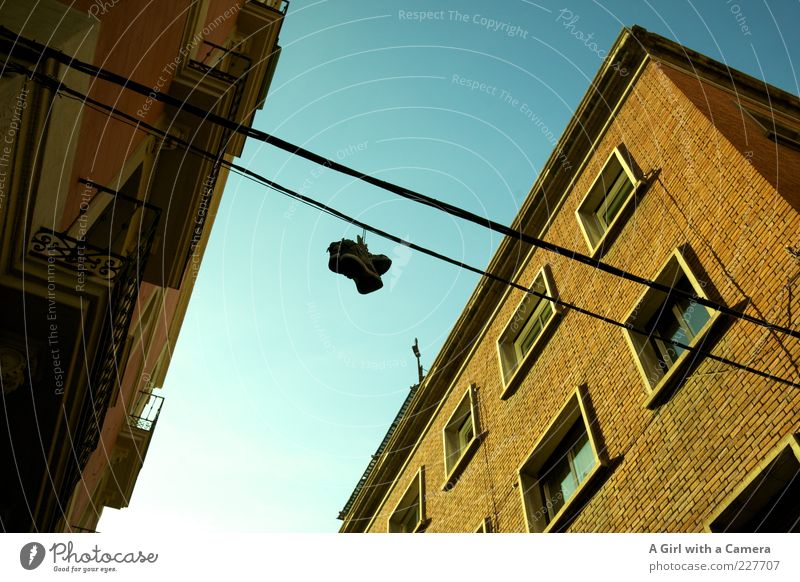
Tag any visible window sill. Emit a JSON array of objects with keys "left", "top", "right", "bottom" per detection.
[
  {"left": 442, "top": 432, "right": 485, "bottom": 491},
  {"left": 641, "top": 310, "right": 723, "bottom": 409},
  {"left": 540, "top": 460, "right": 604, "bottom": 533}
]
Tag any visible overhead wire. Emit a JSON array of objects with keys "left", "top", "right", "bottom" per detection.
[
  {"left": 2, "top": 27, "right": 799, "bottom": 341},
  {"left": 10, "top": 62, "right": 798, "bottom": 389}
]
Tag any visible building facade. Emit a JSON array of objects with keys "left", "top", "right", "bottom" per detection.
[
  {"left": 0, "top": 0, "right": 286, "bottom": 532},
  {"left": 339, "top": 26, "right": 800, "bottom": 533}
]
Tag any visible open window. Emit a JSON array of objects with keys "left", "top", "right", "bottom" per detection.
[
  {"left": 707, "top": 434, "right": 800, "bottom": 532},
  {"left": 622, "top": 249, "right": 721, "bottom": 407},
  {"left": 496, "top": 266, "right": 559, "bottom": 397},
  {"left": 442, "top": 384, "right": 481, "bottom": 488},
  {"left": 518, "top": 387, "right": 606, "bottom": 533},
  {"left": 576, "top": 147, "right": 643, "bottom": 255},
  {"left": 388, "top": 467, "right": 426, "bottom": 533}
]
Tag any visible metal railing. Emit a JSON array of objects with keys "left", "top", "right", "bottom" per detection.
[
  {"left": 65, "top": 179, "right": 161, "bottom": 476},
  {"left": 128, "top": 391, "right": 164, "bottom": 432},
  {"left": 188, "top": 39, "right": 252, "bottom": 84},
  {"left": 29, "top": 229, "right": 125, "bottom": 281}
]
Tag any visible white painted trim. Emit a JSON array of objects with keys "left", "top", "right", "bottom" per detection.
[{"left": 574, "top": 146, "right": 642, "bottom": 255}]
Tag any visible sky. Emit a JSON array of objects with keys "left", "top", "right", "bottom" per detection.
[{"left": 99, "top": 0, "right": 800, "bottom": 533}]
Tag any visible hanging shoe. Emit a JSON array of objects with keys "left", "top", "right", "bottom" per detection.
[
  {"left": 371, "top": 254, "right": 392, "bottom": 276},
  {"left": 327, "top": 237, "right": 384, "bottom": 294}
]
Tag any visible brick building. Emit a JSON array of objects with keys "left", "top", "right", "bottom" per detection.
[
  {"left": 339, "top": 26, "right": 800, "bottom": 533},
  {"left": 0, "top": 0, "right": 286, "bottom": 532}
]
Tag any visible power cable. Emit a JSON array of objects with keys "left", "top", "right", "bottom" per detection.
[
  {"left": 2, "top": 28, "right": 798, "bottom": 341},
  {"left": 12, "top": 63, "right": 798, "bottom": 389}
]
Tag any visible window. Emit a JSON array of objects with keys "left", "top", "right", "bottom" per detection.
[
  {"left": 707, "top": 434, "right": 800, "bottom": 532},
  {"left": 497, "top": 267, "right": 559, "bottom": 396},
  {"left": 743, "top": 107, "right": 800, "bottom": 151},
  {"left": 576, "top": 147, "right": 641, "bottom": 254},
  {"left": 622, "top": 249, "right": 720, "bottom": 408},
  {"left": 518, "top": 387, "right": 605, "bottom": 533},
  {"left": 442, "top": 384, "right": 480, "bottom": 488},
  {"left": 388, "top": 468, "right": 426, "bottom": 533},
  {"left": 475, "top": 517, "right": 492, "bottom": 533}
]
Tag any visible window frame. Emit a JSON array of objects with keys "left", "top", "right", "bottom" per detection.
[
  {"left": 705, "top": 433, "right": 800, "bottom": 533},
  {"left": 517, "top": 387, "right": 607, "bottom": 533},
  {"left": 575, "top": 147, "right": 642, "bottom": 256},
  {"left": 441, "top": 384, "right": 481, "bottom": 490},
  {"left": 496, "top": 265, "right": 560, "bottom": 398},
  {"left": 622, "top": 248, "right": 721, "bottom": 408},
  {"left": 475, "top": 516, "right": 492, "bottom": 533},
  {"left": 387, "top": 467, "right": 426, "bottom": 533}
]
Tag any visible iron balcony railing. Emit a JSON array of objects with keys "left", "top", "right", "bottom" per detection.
[
  {"left": 188, "top": 39, "right": 252, "bottom": 85},
  {"left": 28, "top": 178, "right": 159, "bottom": 283},
  {"left": 128, "top": 390, "right": 164, "bottom": 433},
  {"left": 46, "top": 179, "right": 163, "bottom": 491},
  {"left": 29, "top": 230, "right": 125, "bottom": 281}
]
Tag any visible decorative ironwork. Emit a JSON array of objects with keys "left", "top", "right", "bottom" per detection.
[
  {"left": 29, "top": 229, "right": 125, "bottom": 281},
  {"left": 48, "top": 180, "right": 163, "bottom": 498},
  {"left": 128, "top": 391, "right": 164, "bottom": 432}
]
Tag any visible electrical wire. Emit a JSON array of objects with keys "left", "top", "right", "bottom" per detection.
[
  {"left": 11, "top": 63, "right": 798, "bottom": 389},
  {"left": 2, "top": 27, "right": 799, "bottom": 342}
]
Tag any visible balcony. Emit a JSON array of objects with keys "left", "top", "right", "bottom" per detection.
[
  {"left": 28, "top": 179, "right": 160, "bottom": 285},
  {"left": 52, "top": 179, "right": 162, "bottom": 476},
  {"left": 248, "top": 0, "right": 289, "bottom": 15},
  {"left": 98, "top": 391, "right": 164, "bottom": 510}
]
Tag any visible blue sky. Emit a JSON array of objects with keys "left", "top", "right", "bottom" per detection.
[{"left": 99, "top": 0, "right": 799, "bottom": 532}]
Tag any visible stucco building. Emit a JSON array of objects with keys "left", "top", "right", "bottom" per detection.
[
  {"left": 0, "top": 0, "right": 286, "bottom": 532},
  {"left": 339, "top": 26, "right": 800, "bottom": 533}
]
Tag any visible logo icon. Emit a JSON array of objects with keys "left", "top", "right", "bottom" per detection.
[{"left": 20, "top": 542, "right": 46, "bottom": 570}]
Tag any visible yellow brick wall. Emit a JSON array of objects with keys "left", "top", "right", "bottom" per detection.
[{"left": 365, "top": 60, "right": 800, "bottom": 533}]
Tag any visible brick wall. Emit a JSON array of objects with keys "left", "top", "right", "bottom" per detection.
[{"left": 364, "top": 60, "right": 800, "bottom": 533}]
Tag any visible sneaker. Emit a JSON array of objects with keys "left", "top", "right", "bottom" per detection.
[{"left": 327, "top": 236, "right": 384, "bottom": 294}]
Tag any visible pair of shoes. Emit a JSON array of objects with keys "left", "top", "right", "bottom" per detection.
[{"left": 327, "top": 236, "right": 392, "bottom": 295}]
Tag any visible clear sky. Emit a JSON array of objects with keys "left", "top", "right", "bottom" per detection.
[{"left": 99, "top": 0, "right": 800, "bottom": 532}]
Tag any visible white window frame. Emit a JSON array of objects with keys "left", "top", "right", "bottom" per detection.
[
  {"left": 388, "top": 467, "right": 426, "bottom": 533},
  {"left": 442, "top": 384, "right": 481, "bottom": 489},
  {"left": 518, "top": 387, "right": 606, "bottom": 533},
  {"left": 575, "top": 147, "right": 643, "bottom": 256},
  {"left": 496, "top": 266, "right": 560, "bottom": 398},
  {"left": 705, "top": 433, "right": 800, "bottom": 532},
  {"left": 622, "top": 248, "right": 721, "bottom": 408},
  {"left": 475, "top": 516, "right": 492, "bottom": 533}
]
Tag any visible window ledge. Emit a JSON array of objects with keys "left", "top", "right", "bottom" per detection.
[
  {"left": 442, "top": 432, "right": 485, "bottom": 491},
  {"left": 541, "top": 460, "right": 604, "bottom": 533},
  {"left": 500, "top": 311, "right": 562, "bottom": 400},
  {"left": 641, "top": 310, "right": 723, "bottom": 409}
]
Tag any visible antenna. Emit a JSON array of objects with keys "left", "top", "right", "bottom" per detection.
[{"left": 412, "top": 338, "right": 423, "bottom": 384}]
